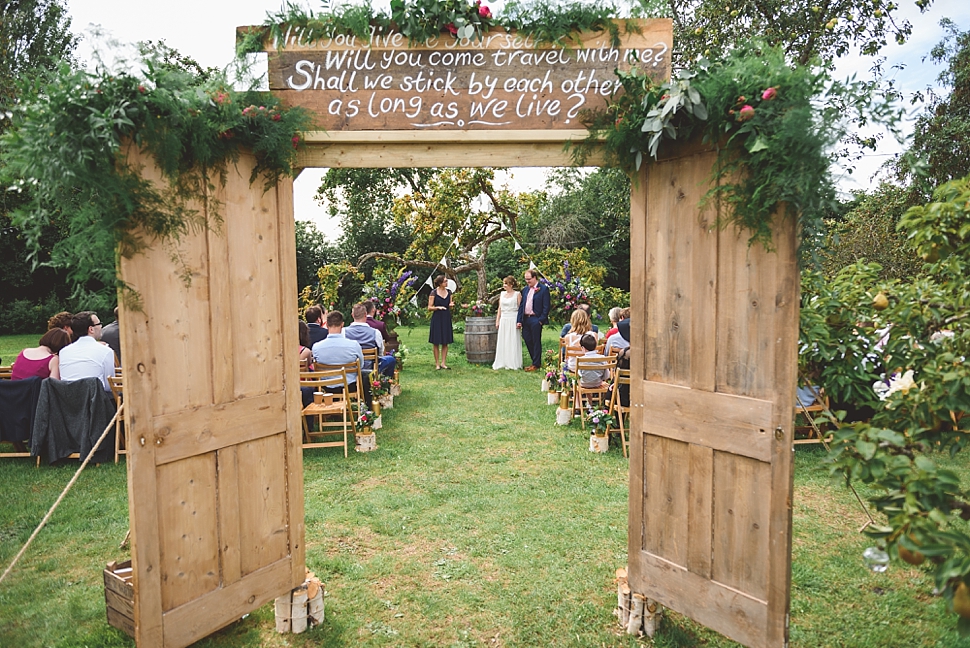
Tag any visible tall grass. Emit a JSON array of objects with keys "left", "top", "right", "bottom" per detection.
[{"left": 1, "top": 327, "right": 968, "bottom": 647}]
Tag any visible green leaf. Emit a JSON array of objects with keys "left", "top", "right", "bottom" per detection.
[
  {"left": 856, "top": 439, "right": 877, "bottom": 460},
  {"left": 747, "top": 135, "right": 769, "bottom": 153}
]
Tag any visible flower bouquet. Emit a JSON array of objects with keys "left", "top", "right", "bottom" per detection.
[
  {"left": 461, "top": 301, "right": 494, "bottom": 318},
  {"left": 586, "top": 407, "right": 616, "bottom": 453},
  {"left": 542, "top": 349, "right": 560, "bottom": 393},
  {"left": 356, "top": 409, "right": 378, "bottom": 451},
  {"left": 372, "top": 374, "right": 394, "bottom": 409}
]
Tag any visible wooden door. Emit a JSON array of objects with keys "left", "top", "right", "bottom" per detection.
[
  {"left": 118, "top": 149, "right": 305, "bottom": 648},
  {"left": 627, "top": 146, "right": 798, "bottom": 648}
]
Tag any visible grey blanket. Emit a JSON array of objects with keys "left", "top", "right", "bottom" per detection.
[{"left": 31, "top": 378, "right": 116, "bottom": 464}]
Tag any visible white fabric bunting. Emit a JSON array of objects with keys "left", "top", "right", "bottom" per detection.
[{"left": 513, "top": 241, "right": 523, "bottom": 251}]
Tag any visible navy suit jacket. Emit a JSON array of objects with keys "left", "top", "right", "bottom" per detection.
[{"left": 517, "top": 284, "right": 551, "bottom": 325}]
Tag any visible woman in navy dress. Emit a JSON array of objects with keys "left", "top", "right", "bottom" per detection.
[{"left": 428, "top": 275, "right": 454, "bottom": 370}]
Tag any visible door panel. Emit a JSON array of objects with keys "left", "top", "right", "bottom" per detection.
[
  {"left": 629, "top": 146, "right": 797, "bottom": 648},
  {"left": 119, "top": 148, "right": 305, "bottom": 648}
]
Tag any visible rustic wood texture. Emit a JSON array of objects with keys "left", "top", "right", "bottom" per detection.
[
  {"left": 628, "top": 147, "right": 797, "bottom": 648},
  {"left": 119, "top": 148, "right": 305, "bottom": 648},
  {"left": 257, "top": 21, "right": 672, "bottom": 132}
]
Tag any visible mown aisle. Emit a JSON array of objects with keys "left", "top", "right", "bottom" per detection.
[{"left": 298, "top": 325, "right": 638, "bottom": 647}]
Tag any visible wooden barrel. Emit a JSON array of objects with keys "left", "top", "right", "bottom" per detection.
[{"left": 463, "top": 316, "right": 497, "bottom": 364}]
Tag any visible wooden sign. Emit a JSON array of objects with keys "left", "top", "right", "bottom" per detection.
[{"left": 259, "top": 20, "right": 671, "bottom": 132}]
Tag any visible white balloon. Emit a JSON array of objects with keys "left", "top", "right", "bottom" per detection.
[{"left": 446, "top": 279, "right": 457, "bottom": 292}]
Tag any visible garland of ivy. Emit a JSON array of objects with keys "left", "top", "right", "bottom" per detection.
[
  {"left": 235, "top": 0, "right": 651, "bottom": 54},
  {"left": 0, "top": 54, "right": 312, "bottom": 306},
  {"left": 573, "top": 42, "right": 894, "bottom": 251}
]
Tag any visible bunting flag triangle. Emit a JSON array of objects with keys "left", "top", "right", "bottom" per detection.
[
  {"left": 453, "top": 237, "right": 461, "bottom": 246},
  {"left": 440, "top": 257, "right": 449, "bottom": 268},
  {"left": 513, "top": 241, "right": 522, "bottom": 251},
  {"left": 409, "top": 295, "right": 419, "bottom": 307},
  {"left": 425, "top": 277, "right": 434, "bottom": 287},
  {"left": 499, "top": 221, "right": 508, "bottom": 231},
  {"left": 529, "top": 261, "right": 537, "bottom": 270}
]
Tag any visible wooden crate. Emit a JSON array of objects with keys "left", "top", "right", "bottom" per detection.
[{"left": 104, "top": 559, "right": 134, "bottom": 638}]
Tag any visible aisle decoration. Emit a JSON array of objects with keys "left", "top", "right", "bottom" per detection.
[
  {"left": 586, "top": 407, "right": 617, "bottom": 453},
  {"left": 355, "top": 409, "right": 378, "bottom": 452}
]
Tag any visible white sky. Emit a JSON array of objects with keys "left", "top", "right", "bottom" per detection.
[{"left": 65, "top": 0, "right": 970, "bottom": 238}]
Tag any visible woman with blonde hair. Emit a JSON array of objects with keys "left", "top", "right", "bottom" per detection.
[{"left": 562, "top": 309, "right": 592, "bottom": 370}]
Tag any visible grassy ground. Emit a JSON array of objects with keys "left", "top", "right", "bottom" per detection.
[
  {"left": 1, "top": 326, "right": 969, "bottom": 647},
  {"left": 0, "top": 333, "right": 42, "bottom": 366}
]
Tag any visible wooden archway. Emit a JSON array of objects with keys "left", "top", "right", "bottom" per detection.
[{"left": 120, "top": 20, "right": 796, "bottom": 648}]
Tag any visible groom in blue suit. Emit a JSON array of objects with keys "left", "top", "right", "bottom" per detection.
[{"left": 517, "top": 269, "right": 551, "bottom": 371}]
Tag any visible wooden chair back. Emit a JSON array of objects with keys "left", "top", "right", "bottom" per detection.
[
  {"left": 794, "top": 386, "right": 830, "bottom": 445},
  {"left": 361, "top": 347, "right": 379, "bottom": 375},
  {"left": 0, "top": 365, "right": 12, "bottom": 380},
  {"left": 108, "top": 375, "right": 126, "bottom": 463},
  {"left": 313, "top": 359, "right": 364, "bottom": 409},
  {"left": 574, "top": 355, "right": 618, "bottom": 426},
  {"left": 300, "top": 368, "right": 355, "bottom": 456},
  {"left": 608, "top": 368, "right": 632, "bottom": 458}
]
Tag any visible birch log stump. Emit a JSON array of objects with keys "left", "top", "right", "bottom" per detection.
[{"left": 615, "top": 567, "right": 662, "bottom": 637}]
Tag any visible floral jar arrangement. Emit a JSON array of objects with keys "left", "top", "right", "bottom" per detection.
[
  {"left": 586, "top": 407, "right": 616, "bottom": 453},
  {"left": 356, "top": 410, "right": 378, "bottom": 452}
]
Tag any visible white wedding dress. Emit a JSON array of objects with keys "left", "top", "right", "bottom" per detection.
[{"left": 492, "top": 292, "right": 523, "bottom": 370}]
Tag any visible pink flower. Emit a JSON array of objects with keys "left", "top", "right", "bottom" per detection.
[
  {"left": 138, "top": 85, "right": 146, "bottom": 94},
  {"left": 479, "top": 5, "right": 491, "bottom": 18},
  {"left": 291, "top": 135, "right": 300, "bottom": 148},
  {"left": 444, "top": 23, "right": 457, "bottom": 35},
  {"left": 738, "top": 105, "right": 755, "bottom": 121},
  {"left": 272, "top": 113, "right": 281, "bottom": 121},
  {"left": 761, "top": 87, "right": 777, "bottom": 101}
]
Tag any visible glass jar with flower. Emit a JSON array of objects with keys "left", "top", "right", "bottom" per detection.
[{"left": 586, "top": 407, "right": 616, "bottom": 453}]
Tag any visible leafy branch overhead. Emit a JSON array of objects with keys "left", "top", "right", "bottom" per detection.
[
  {"left": 575, "top": 42, "right": 901, "bottom": 250},
  {"left": 0, "top": 49, "right": 313, "bottom": 305}
]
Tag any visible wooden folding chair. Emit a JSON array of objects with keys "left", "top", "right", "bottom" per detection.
[
  {"left": 794, "top": 385, "right": 830, "bottom": 445},
  {"left": 361, "top": 347, "right": 379, "bottom": 379},
  {"left": 314, "top": 359, "right": 364, "bottom": 414},
  {"left": 108, "top": 375, "right": 126, "bottom": 463},
  {"left": 563, "top": 346, "right": 587, "bottom": 415},
  {"left": 300, "top": 369, "right": 356, "bottom": 457},
  {"left": 0, "top": 366, "right": 12, "bottom": 380},
  {"left": 574, "top": 355, "right": 618, "bottom": 429},
  {"left": 299, "top": 358, "right": 310, "bottom": 372},
  {"left": 608, "top": 368, "right": 632, "bottom": 458}
]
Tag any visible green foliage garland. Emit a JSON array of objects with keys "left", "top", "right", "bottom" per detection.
[
  {"left": 236, "top": 0, "right": 651, "bottom": 54},
  {"left": 575, "top": 42, "right": 897, "bottom": 250},
  {"left": 0, "top": 54, "right": 313, "bottom": 305}
]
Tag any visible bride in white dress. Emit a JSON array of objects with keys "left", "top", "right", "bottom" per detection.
[{"left": 492, "top": 276, "right": 523, "bottom": 370}]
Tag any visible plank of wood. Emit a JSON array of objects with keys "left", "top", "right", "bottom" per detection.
[
  {"left": 156, "top": 453, "right": 221, "bottom": 612},
  {"left": 643, "top": 435, "right": 689, "bottom": 564},
  {"left": 687, "top": 444, "right": 714, "bottom": 578},
  {"left": 161, "top": 557, "right": 295, "bottom": 648},
  {"left": 712, "top": 452, "right": 770, "bottom": 601},
  {"left": 295, "top": 142, "right": 595, "bottom": 169},
  {"left": 216, "top": 445, "right": 242, "bottom": 587},
  {"left": 639, "top": 381, "right": 774, "bottom": 462},
  {"left": 236, "top": 434, "right": 290, "bottom": 576},
  {"left": 302, "top": 129, "right": 591, "bottom": 143},
  {"left": 105, "top": 587, "right": 135, "bottom": 619},
  {"left": 205, "top": 182, "right": 235, "bottom": 406},
  {"left": 275, "top": 176, "right": 307, "bottom": 588},
  {"left": 106, "top": 605, "right": 136, "bottom": 637},
  {"left": 150, "top": 393, "right": 287, "bottom": 465},
  {"left": 633, "top": 551, "right": 768, "bottom": 648}
]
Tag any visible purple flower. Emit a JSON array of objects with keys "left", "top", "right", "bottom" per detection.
[{"left": 592, "top": 417, "right": 600, "bottom": 424}]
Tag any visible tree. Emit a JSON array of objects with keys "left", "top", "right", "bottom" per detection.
[
  {"left": 895, "top": 19, "right": 970, "bottom": 200},
  {"left": 362, "top": 168, "right": 524, "bottom": 302},
  {"left": 524, "top": 167, "right": 631, "bottom": 290},
  {"left": 316, "top": 168, "right": 427, "bottom": 263},
  {"left": 294, "top": 219, "right": 337, "bottom": 293},
  {"left": 0, "top": 0, "right": 77, "bottom": 316},
  {"left": 671, "top": 0, "right": 932, "bottom": 66}
]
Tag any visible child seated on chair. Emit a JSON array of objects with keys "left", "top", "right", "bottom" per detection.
[{"left": 578, "top": 334, "right": 610, "bottom": 389}]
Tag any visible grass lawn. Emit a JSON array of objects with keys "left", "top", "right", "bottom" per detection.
[
  {"left": 1, "top": 326, "right": 969, "bottom": 647},
  {"left": 0, "top": 333, "right": 43, "bottom": 366}
]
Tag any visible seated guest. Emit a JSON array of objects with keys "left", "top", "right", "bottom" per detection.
[
  {"left": 101, "top": 307, "right": 121, "bottom": 365},
  {"left": 604, "top": 307, "right": 622, "bottom": 340},
  {"left": 47, "top": 311, "right": 73, "bottom": 333},
  {"left": 605, "top": 316, "right": 631, "bottom": 356},
  {"left": 344, "top": 303, "right": 396, "bottom": 377},
  {"left": 560, "top": 303, "right": 599, "bottom": 337},
  {"left": 578, "top": 334, "right": 611, "bottom": 389},
  {"left": 298, "top": 321, "right": 314, "bottom": 368},
  {"left": 312, "top": 310, "right": 372, "bottom": 410},
  {"left": 305, "top": 305, "right": 328, "bottom": 346},
  {"left": 59, "top": 311, "right": 115, "bottom": 391},
  {"left": 11, "top": 329, "right": 72, "bottom": 381},
  {"left": 364, "top": 300, "right": 389, "bottom": 339},
  {"left": 562, "top": 309, "right": 593, "bottom": 370},
  {"left": 615, "top": 318, "right": 632, "bottom": 407}
]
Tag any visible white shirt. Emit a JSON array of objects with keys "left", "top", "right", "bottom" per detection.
[{"left": 59, "top": 336, "right": 115, "bottom": 390}]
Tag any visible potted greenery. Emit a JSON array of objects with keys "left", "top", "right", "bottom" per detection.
[{"left": 355, "top": 410, "right": 378, "bottom": 452}]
